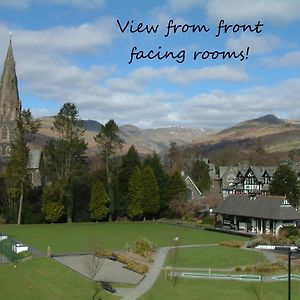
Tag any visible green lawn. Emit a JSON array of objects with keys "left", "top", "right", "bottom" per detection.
[
  {"left": 165, "top": 246, "right": 266, "bottom": 269},
  {"left": 140, "top": 273, "right": 300, "bottom": 300},
  {"left": 0, "top": 258, "right": 118, "bottom": 300},
  {"left": 0, "top": 222, "right": 248, "bottom": 253}
]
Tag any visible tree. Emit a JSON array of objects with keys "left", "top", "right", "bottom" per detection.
[
  {"left": 89, "top": 181, "right": 109, "bottom": 222},
  {"left": 167, "top": 141, "right": 182, "bottom": 170},
  {"left": 191, "top": 159, "right": 211, "bottom": 192},
  {"left": 41, "top": 182, "right": 66, "bottom": 223},
  {"left": 127, "top": 167, "right": 143, "bottom": 220},
  {"left": 166, "top": 170, "right": 188, "bottom": 217},
  {"left": 5, "top": 109, "right": 40, "bottom": 224},
  {"left": 143, "top": 152, "right": 169, "bottom": 214},
  {"left": 269, "top": 164, "right": 300, "bottom": 207},
  {"left": 115, "top": 145, "right": 140, "bottom": 217},
  {"left": 141, "top": 165, "right": 160, "bottom": 218},
  {"left": 44, "top": 103, "right": 87, "bottom": 222},
  {"left": 94, "top": 119, "right": 124, "bottom": 220}
]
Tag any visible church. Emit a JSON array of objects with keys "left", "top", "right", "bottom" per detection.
[{"left": 0, "top": 37, "right": 44, "bottom": 187}]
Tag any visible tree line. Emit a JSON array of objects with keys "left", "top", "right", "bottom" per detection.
[{"left": 0, "top": 102, "right": 202, "bottom": 224}]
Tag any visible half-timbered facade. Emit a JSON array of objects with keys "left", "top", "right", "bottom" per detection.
[{"left": 220, "top": 164, "right": 276, "bottom": 198}]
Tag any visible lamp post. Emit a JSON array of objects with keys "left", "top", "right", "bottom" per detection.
[
  {"left": 256, "top": 245, "right": 300, "bottom": 300},
  {"left": 273, "top": 246, "right": 300, "bottom": 300}
]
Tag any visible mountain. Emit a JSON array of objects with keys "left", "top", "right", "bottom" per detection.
[
  {"left": 208, "top": 114, "right": 293, "bottom": 142},
  {"left": 32, "top": 114, "right": 300, "bottom": 159},
  {"left": 187, "top": 114, "right": 300, "bottom": 165},
  {"left": 34, "top": 117, "right": 216, "bottom": 155}
]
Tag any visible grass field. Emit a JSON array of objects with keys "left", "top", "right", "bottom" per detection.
[
  {"left": 165, "top": 246, "right": 266, "bottom": 269},
  {"left": 0, "top": 222, "right": 258, "bottom": 300},
  {"left": 140, "top": 273, "right": 300, "bottom": 300},
  {"left": 0, "top": 222, "right": 248, "bottom": 254},
  {"left": 0, "top": 258, "right": 118, "bottom": 300}
]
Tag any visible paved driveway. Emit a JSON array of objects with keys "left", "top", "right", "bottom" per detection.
[{"left": 53, "top": 255, "right": 144, "bottom": 285}]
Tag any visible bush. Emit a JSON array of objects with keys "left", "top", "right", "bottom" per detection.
[
  {"left": 235, "top": 266, "right": 242, "bottom": 272},
  {"left": 133, "top": 237, "right": 156, "bottom": 259},
  {"left": 201, "top": 215, "right": 215, "bottom": 225},
  {"left": 116, "top": 254, "right": 148, "bottom": 274},
  {"left": 219, "top": 240, "right": 244, "bottom": 248}
]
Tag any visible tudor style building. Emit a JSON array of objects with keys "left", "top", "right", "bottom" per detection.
[
  {"left": 219, "top": 163, "right": 276, "bottom": 198},
  {"left": 0, "top": 38, "right": 44, "bottom": 187}
]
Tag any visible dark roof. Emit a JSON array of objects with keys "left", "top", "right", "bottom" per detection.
[{"left": 214, "top": 194, "right": 300, "bottom": 221}]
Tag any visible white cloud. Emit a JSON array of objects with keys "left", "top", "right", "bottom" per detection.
[
  {"left": 181, "top": 78, "right": 300, "bottom": 127},
  {"left": 48, "top": 0, "right": 105, "bottom": 9},
  {"left": 0, "top": 0, "right": 30, "bottom": 9},
  {"left": 168, "top": 0, "right": 206, "bottom": 12},
  {"left": 0, "top": 0, "right": 105, "bottom": 9},
  {"left": 168, "top": 0, "right": 300, "bottom": 24},
  {"left": 0, "top": 17, "right": 115, "bottom": 55},
  {"left": 131, "top": 65, "right": 249, "bottom": 84},
  {"left": 227, "top": 33, "right": 281, "bottom": 55},
  {"left": 264, "top": 50, "right": 300, "bottom": 67}
]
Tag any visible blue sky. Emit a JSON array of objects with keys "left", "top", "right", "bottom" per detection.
[{"left": 0, "top": 0, "right": 299, "bottom": 129}]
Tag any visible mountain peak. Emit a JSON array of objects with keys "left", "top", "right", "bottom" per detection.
[{"left": 251, "top": 114, "right": 285, "bottom": 125}]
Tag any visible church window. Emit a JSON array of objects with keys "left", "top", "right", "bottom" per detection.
[
  {"left": 1, "top": 127, "right": 8, "bottom": 141},
  {"left": 5, "top": 146, "right": 10, "bottom": 155},
  {"left": 2, "top": 103, "right": 6, "bottom": 115}
]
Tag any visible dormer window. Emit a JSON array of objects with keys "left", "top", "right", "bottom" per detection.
[{"left": 281, "top": 197, "right": 291, "bottom": 207}]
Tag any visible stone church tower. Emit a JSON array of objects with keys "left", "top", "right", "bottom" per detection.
[{"left": 0, "top": 37, "right": 21, "bottom": 161}]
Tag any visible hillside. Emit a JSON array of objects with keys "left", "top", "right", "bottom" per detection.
[
  {"left": 186, "top": 114, "right": 300, "bottom": 165},
  {"left": 34, "top": 117, "right": 216, "bottom": 155},
  {"left": 32, "top": 114, "right": 300, "bottom": 160}
]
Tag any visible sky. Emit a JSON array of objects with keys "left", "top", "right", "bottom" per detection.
[{"left": 0, "top": 0, "right": 299, "bottom": 129}]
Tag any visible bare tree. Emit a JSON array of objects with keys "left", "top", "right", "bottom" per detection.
[{"left": 83, "top": 242, "right": 104, "bottom": 300}]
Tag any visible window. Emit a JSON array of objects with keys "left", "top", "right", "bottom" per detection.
[
  {"left": 2, "top": 103, "right": 6, "bottom": 115},
  {"left": 1, "top": 127, "right": 8, "bottom": 141},
  {"left": 5, "top": 146, "right": 10, "bottom": 155}
]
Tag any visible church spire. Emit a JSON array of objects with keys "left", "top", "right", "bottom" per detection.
[{"left": 0, "top": 34, "right": 21, "bottom": 121}]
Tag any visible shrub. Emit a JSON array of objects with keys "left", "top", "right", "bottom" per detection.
[
  {"left": 201, "top": 215, "right": 215, "bottom": 225},
  {"left": 133, "top": 237, "right": 156, "bottom": 259},
  {"left": 235, "top": 266, "right": 242, "bottom": 272},
  {"left": 219, "top": 240, "right": 244, "bottom": 248},
  {"left": 116, "top": 254, "right": 148, "bottom": 274}
]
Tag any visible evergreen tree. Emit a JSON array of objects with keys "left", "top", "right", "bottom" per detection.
[
  {"left": 269, "top": 164, "right": 300, "bottom": 207},
  {"left": 167, "top": 141, "right": 182, "bottom": 170},
  {"left": 115, "top": 145, "right": 140, "bottom": 217},
  {"left": 5, "top": 109, "right": 40, "bottom": 224},
  {"left": 143, "top": 152, "right": 169, "bottom": 213},
  {"left": 167, "top": 170, "right": 188, "bottom": 202},
  {"left": 127, "top": 167, "right": 143, "bottom": 220},
  {"left": 89, "top": 181, "right": 109, "bottom": 222},
  {"left": 44, "top": 102, "right": 87, "bottom": 222},
  {"left": 41, "top": 181, "right": 66, "bottom": 223},
  {"left": 141, "top": 165, "right": 160, "bottom": 218},
  {"left": 166, "top": 171, "right": 188, "bottom": 217},
  {"left": 94, "top": 120, "right": 124, "bottom": 220},
  {"left": 191, "top": 159, "right": 211, "bottom": 192}
]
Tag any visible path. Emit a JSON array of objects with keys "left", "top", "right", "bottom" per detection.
[{"left": 120, "top": 244, "right": 217, "bottom": 300}]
